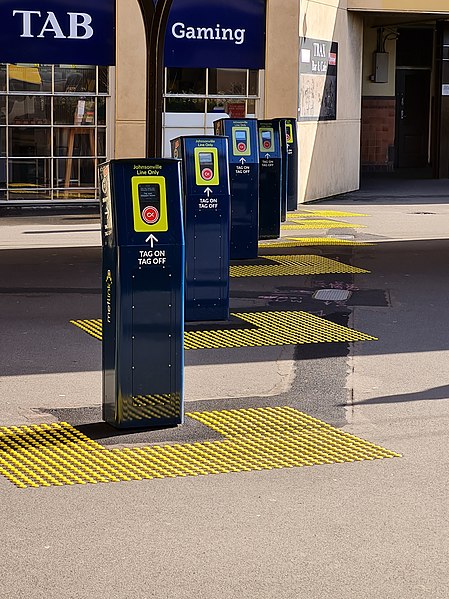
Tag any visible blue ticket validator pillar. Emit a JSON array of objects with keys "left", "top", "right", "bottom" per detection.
[
  {"left": 99, "top": 159, "right": 185, "bottom": 429},
  {"left": 213, "top": 118, "right": 259, "bottom": 259},
  {"left": 171, "top": 136, "right": 231, "bottom": 321},
  {"left": 257, "top": 120, "right": 282, "bottom": 239},
  {"left": 276, "top": 118, "right": 299, "bottom": 214}
]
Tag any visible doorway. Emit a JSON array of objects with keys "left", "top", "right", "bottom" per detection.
[
  {"left": 394, "top": 27, "right": 433, "bottom": 170},
  {"left": 395, "top": 69, "right": 431, "bottom": 168}
]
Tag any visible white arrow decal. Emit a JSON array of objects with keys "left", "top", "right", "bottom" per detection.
[
  {"left": 145, "top": 234, "right": 159, "bottom": 248},
  {"left": 204, "top": 187, "right": 213, "bottom": 197},
  {"left": 265, "top": 153, "right": 271, "bottom": 159},
  {"left": 239, "top": 157, "right": 247, "bottom": 164}
]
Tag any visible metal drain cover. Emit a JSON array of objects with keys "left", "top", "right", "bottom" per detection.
[{"left": 313, "top": 289, "right": 352, "bottom": 301}]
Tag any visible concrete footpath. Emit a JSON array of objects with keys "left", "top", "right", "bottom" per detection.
[{"left": 0, "top": 176, "right": 448, "bottom": 598}]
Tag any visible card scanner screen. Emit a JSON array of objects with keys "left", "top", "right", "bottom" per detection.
[
  {"left": 138, "top": 183, "right": 160, "bottom": 224},
  {"left": 261, "top": 130, "right": 272, "bottom": 149},
  {"left": 198, "top": 152, "right": 214, "bottom": 180},
  {"left": 199, "top": 152, "right": 213, "bottom": 168},
  {"left": 262, "top": 131, "right": 272, "bottom": 143},
  {"left": 235, "top": 130, "right": 247, "bottom": 144},
  {"left": 139, "top": 183, "right": 160, "bottom": 209}
]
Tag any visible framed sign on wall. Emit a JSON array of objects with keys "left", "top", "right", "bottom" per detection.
[{"left": 299, "top": 37, "right": 338, "bottom": 121}]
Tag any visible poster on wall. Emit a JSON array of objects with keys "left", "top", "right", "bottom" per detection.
[{"left": 298, "top": 38, "right": 338, "bottom": 121}]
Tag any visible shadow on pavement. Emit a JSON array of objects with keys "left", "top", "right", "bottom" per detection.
[
  {"left": 2, "top": 237, "right": 449, "bottom": 377},
  {"left": 348, "top": 384, "right": 449, "bottom": 406}
]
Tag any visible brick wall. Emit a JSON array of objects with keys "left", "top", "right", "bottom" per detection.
[{"left": 361, "top": 97, "right": 396, "bottom": 171}]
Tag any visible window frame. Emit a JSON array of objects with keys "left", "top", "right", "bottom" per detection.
[{"left": 0, "top": 63, "right": 109, "bottom": 203}]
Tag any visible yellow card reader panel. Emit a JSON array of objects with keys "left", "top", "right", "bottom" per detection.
[
  {"left": 259, "top": 127, "right": 275, "bottom": 153},
  {"left": 286, "top": 122, "right": 294, "bottom": 144},
  {"left": 232, "top": 126, "right": 251, "bottom": 157},
  {"left": 194, "top": 147, "right": 219, "bottom": 186},
  {"left": 131, "top": 176, "right": 168, "bottom": 233}
]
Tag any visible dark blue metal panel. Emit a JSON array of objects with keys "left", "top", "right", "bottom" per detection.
[
  {"left": 276, "top": 118, "right": 299, "bottom": 213},
  {"left": 0, "top": 1, "right": 115, "bottom": 65},
  {"left": 257, "top": 119, "right": 282, "bottom": 240},
  {"left": 171, "top": 136, "right": 231, "bottom": 322},
  {"left": 99, "top": 159, "right": 184, "bottom": 429},
  {"left": 214, "top": 118, "right": 259, "bottom": 259},
  {"left": 274, "top": 119, "right": 288, "bottom": 222},
  {"left": 165, "top": 0, "right": 266, "bottom": 69}
]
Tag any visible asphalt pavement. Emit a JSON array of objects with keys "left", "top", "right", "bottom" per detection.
[{"left": 0, "top": 175, "right": 448, "bottom": 598}]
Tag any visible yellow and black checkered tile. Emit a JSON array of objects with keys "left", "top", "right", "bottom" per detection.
[
  {"left": 287, "top": 210, "right": 369, "bottom": 219},
  {"left": 282, "top": 219, "right": 366, "bottom": 230},
  {"left": 230, "top": 254, "right": 369, "bottom": 278},
  {"left": 0, "top": 407, "right": 401, "bottom": 488},
  {"left": 258, "top": 237, "right": 373, "bottom": 249},
  {"left": 71, "top": 318, "right": 102, "bottom": 340},
  {"left": 71, "top": 310, "right": 377, "bottom": 350}
]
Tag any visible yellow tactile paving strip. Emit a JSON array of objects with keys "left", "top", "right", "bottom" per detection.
[
  {"left": 259, "top": 237, "right": 373, "bottom": 248},
  {"left": 71, "top": 310, "right": 377, "bottom": 349},
  {"left": 282, "top": 219, "right": 366, "bottom": 230},
  {"left": 230, "top": 254, "right": 369, "bottom": 277},
  {"left": 288, "top": 210, "right": 369, "bottom": 218},
  {"left": 0, "top": 407, "right": 401, "bottom": 488},
  {"left": 72, "top": 317, "right": 102, "bottom": 340}
]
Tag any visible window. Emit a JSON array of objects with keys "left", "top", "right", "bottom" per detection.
[
  {"left": 163, "top": 67, "right": 261, "bottom": 155},
  {"left": 208, "top": 69, "right": 248, "bottom": 95},
  {"left": 0, "top": 64, "right": 109, "bottom": 202},
  {"left": 164, "top": 67, "right": 260, "bottom": 115},
  {"left": 167, "top": 68, "right": 206, "bottom": 95}
]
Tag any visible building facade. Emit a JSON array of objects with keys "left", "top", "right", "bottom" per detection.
[{"left": 1, "top": 0, "right": 449, "bottom": 206}]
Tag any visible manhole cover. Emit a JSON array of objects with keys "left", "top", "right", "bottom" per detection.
[{"left": 313, "top": 289, "right": 352, "bottom": 301}]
